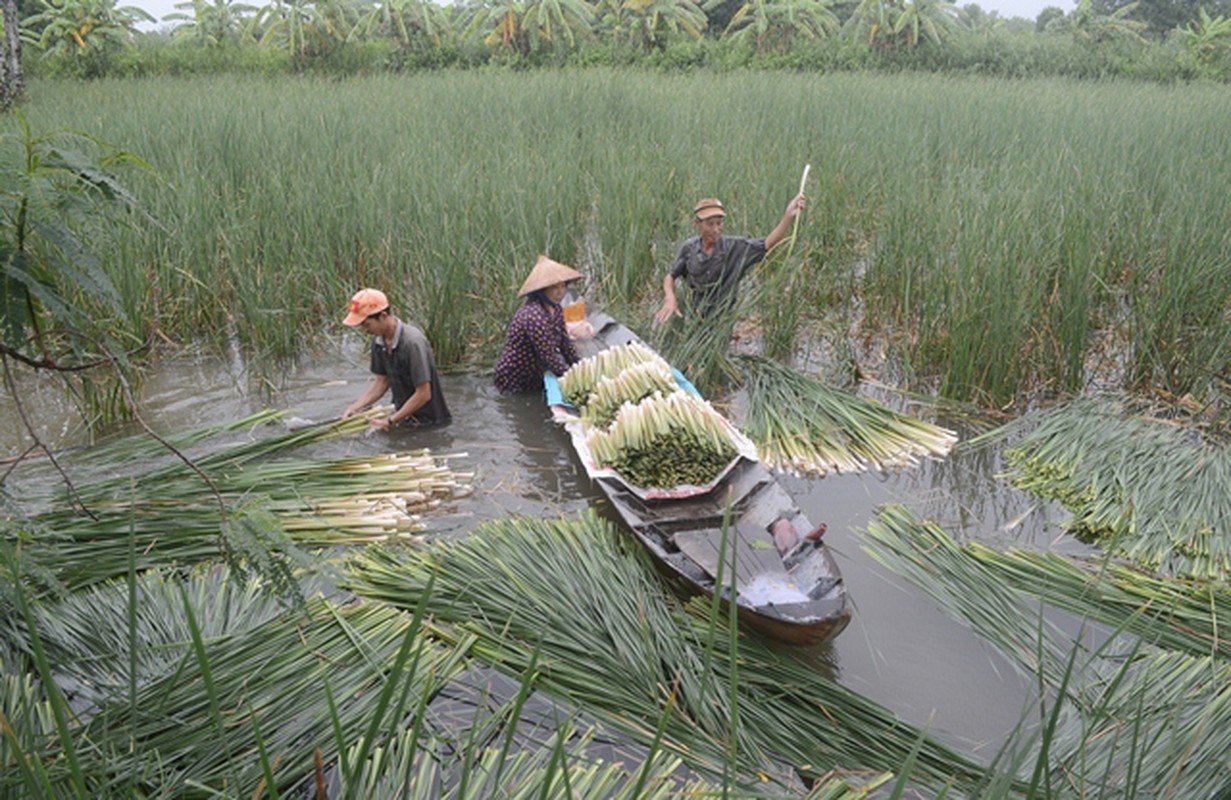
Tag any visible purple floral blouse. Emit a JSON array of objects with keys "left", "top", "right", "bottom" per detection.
[{"left": 494, "top": 298, "right": 580, "bottom": 394}]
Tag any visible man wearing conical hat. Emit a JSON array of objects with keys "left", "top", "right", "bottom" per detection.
[
  {"left": 494, "top": 255, "right": 584, "bottom": 394},
  {"left": 340, "top": 288, "right": 451, "bottom": 429},
  {"left": 654, "top": 190, "right": 805, "bottom": 324}
]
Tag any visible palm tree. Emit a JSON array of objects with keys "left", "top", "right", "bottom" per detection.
[
  {"left": 1180, "top": 7, "right": 1231, "bottom": 64},
  {"left": 892, "top": 0, "right": 960, "bottom": 46},
  {"left": 1057, "top": 0, "right": 1147, "bottom": 44},
  {"left": 350, "top": 0, "right": 452, "bottom": 52},
  {"left": 520, "top": 0, "right": 594, "bottom": 51},
  {"left": 843, "top": 0, "right": 960, "bottom": 48},
  {"left": 306, "top": 0, "right": 358, "bottom": 44},
  {"left": 841, "top": 0, "right": 891, "bottom": 46},
  {"left": 24, "top": 0, "right": 153, "bottom": 63},
  {"left": 957, "top": 1, "right": 1001, "bottom": 36},
  {"left": 721, "top": 0, "right": 838, "bottom": 55},
  {"left": 462, "top": 0, "right": 528, "bottom": 53},
  {"left": 617, "top": 0, "right": 707, "bottom": 51},
  {"left": 253, "top": 0, "right": 353, "bottom": 61},
  {"left": 464, "top": 0, "right": 593, "bottom": 57},
  {"left": 164, "top": 0, "right": 258, "bottom": 46}
]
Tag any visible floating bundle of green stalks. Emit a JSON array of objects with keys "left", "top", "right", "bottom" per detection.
[
  {"left": 994, "top": 396, "right": 1231, "bottom": 580},
  {"left": 738, "top": 355, "right": 957, "bottom": 477},
  {"left": 863, "top": 504, "right": 1231, "bottom": 800},
  {"left": 559, "top": 341, "right": 668, "bottom": 407},
  {"left": 13, "top": 410, "right": 472, "bottom": 588},
  {"left": 580, "top": 358, "right": 679, "bottom": 428},
  {"left": 346, "top": 511, "right": 993, "bottom": 795},
  {"left": 586, "top": 391, "right": 737, "bottom": 488},
  {"left": 259, "top": 450, "right": 473, "bottom": 540}
]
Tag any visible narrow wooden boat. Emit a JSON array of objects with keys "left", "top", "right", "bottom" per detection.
[{"left": 546, "top": 304, "right": 851, "bottom": 647}]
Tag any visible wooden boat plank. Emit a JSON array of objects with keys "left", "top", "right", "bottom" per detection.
[
  {"left": 599, "top": 460, "right": 769, "bottom": 529},
  {"left": 673, "top": 521, "right": 789, "bottom": 586},
  {"left": 737, "top": 480, "right": 806, "bottom": 531}
]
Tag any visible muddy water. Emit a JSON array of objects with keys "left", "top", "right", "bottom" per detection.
[{"left": 1, "top": 339, "right": 1072, "bottom": 760}]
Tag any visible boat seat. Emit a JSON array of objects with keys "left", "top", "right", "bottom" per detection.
[{"left": 673, "top": 520, "right": 789, "bottom": 588}]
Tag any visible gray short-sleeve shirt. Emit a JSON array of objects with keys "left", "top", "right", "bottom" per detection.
[
  {"left": 669, "top": 234, "right": 768, "bottom": 317},
  {"left": 370, "top": 321, "right": 451, "bottom": 426}
]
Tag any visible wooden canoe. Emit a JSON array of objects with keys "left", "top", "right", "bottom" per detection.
[{"left": 546, "top": 304, "right": 851, "bottom": 647}]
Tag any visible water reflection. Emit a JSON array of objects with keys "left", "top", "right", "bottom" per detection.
[{"left": 783, "top": 448, "right": 1041, "bottom": 756}]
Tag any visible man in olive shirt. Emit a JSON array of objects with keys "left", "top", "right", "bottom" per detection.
[
  {"left": 341, "top": 288, "right": 450, "bottom": 430},
  {"left": 654, "top": 191, "right": 805, "bottom": 323}
]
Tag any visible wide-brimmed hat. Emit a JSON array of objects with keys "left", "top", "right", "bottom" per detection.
[
  {"left": 342, "top": 288, "right": 389, "bottom": 326},
  {"left": 693, "top": 198, "right": 726, "bottom": 221},
  {"left": 518, "top": 255, "right": 582, "bottom": 297}
]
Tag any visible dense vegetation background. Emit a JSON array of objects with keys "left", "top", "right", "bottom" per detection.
[{"left": 1, "top": 0, "right": 1230, "bottom": 85}]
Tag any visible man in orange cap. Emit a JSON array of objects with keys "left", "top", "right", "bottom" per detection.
[
  {"left": 341, "top": 288, "right": 450, "bottom": 429},
  {"left": 653, "top": 191, "right": 805, "bottom": 324}
]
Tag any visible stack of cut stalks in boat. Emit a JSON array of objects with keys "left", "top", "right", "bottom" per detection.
[{"left": 560, "top": 344, "right": 738, "bottom": 489}]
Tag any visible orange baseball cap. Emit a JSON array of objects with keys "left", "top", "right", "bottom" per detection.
[{"left": 342, "top": 288, "right": 389, "bottom": 326}]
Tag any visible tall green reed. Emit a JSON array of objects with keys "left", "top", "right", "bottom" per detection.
[{"left": 15, "top": 71, "right": 1231, "bottom": 408}]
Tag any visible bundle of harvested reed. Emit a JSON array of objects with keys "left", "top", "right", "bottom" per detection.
[
  {"left": 580, "top": 358, "right": 679, "bottom": 428},
  {"left": 586, "top": 391, "right": 737, "bottom": 488},
  {"left": 738, "top": 355, "right": 957, "bottom": 477},
  {"left": 17, "top": 412, "right": 474, "bottom": 587},
  {"left": 996, "top": 396, "right": 1231, "bottom": 580},
  {"left": 559, "top": 342, "right": 669, "bottom": 407}
]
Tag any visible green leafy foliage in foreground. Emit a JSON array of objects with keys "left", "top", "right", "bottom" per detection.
[
  {"left": 5, "top": 561, "right": 713, "bottom": 798},
  {"left": 5, "top": 408, "right": 471, "bottom": 594},
  {"left": 4, "top": 402, "right": 1226, "bottom": 796},
  {"left": 863, "top": 505, "right": 1231, "bottom": 800},
  {"left": 345, "top": 510, "right": 998, "bottom": 796},
  {"left": 0, "top": 407, "right": 927, "bottom": 798},
  {"left": 0, "top": 560, "right": 899, "bottom": 797},
  {"left": 0, "top": 507, "right": 923, "bottom": 797},
  {"left": 0, "top": 110, "right": 156, "bottom": 426},
  {"left": 989, "top": 396, "right": 1231, "bottom": 580}
]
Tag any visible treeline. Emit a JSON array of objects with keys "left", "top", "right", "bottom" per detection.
[{"left": 6, "top": 0, "right": 1231, "bottom": 82}]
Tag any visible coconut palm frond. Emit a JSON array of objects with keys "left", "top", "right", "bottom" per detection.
[
  {"left": 864, "top": 505, "right": 1075, "bottom": 678},
  {"left": 346, "top": 512, "right": 751, "bottom": 779},
  {"left": 345, "top": 511, "right": 995, "bottom": 795},
  {"left": 994, "top": 396, "right": 1231, "bottom": 580},
  {"left": 29, "top": 567, "right": 285, "bottom": 708},
  {"left": 7, "top": 563, "right": 740, "bottom": 798},
  {"left": 867, "top": 501, "right": 1231, "bottom": 661},
  {"left": 42, "top": 408, "right": 382, "bottom": 504},
  {"left": 0, "top": 657, "right": 58, "bottom": 786},
  {"left": 738, "top": 355, "right": 957, "bottom": 477},
  {"left": 965, "top": 541, "right": 1231, "bottom": 662},
  {"left": 347, "top": 721, "right": 715, "bottom": 799}
]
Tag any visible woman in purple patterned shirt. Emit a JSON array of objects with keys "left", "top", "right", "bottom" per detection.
[{"left": 494, "top": 255, "right": 584, "bottom": 394}]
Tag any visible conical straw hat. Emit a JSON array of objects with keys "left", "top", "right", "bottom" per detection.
[{"left": 518, "top": 255, "right": 583, "bottom": 296}]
